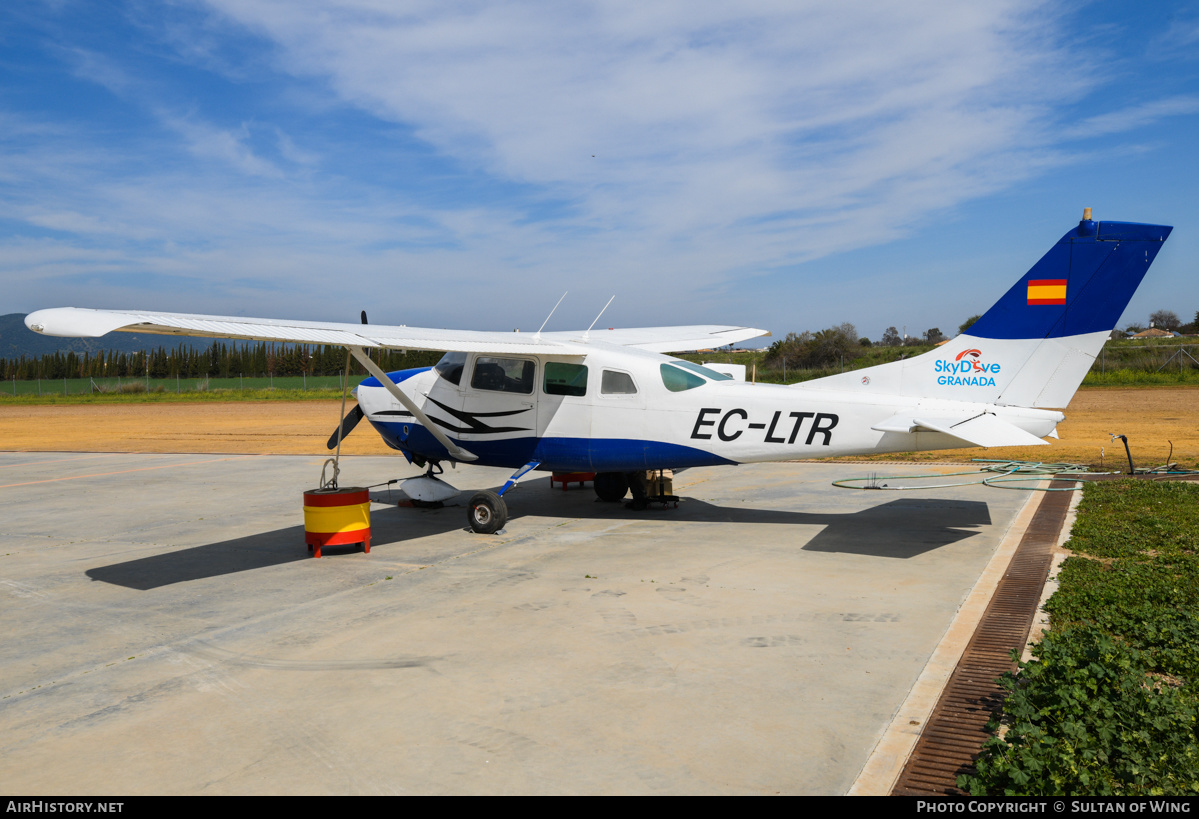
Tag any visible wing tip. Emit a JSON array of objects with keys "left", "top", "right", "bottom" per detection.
[{"left": 26, "top": 307, "right": 135, "bottom": 338}]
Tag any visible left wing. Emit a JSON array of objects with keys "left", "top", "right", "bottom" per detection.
[
  {"left": 25, "top": 307, "right": 580, "bottom": 355},
  {"left": 24, "top": 307, "right": 769, "bottom": 355}
]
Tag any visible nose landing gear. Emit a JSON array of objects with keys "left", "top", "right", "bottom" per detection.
[
  {"left": 467, "top": 490, "right": 508, "bottom": 534},
  {"left": 463, "top": 459, "right": 540, "bottom": 534}
]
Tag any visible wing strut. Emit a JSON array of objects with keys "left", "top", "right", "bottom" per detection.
[
  {"left": 346, "top": 346, "right": 478, "bottom": 462},
  {"left": 498, "top": 460, "right": 541, "bottom": 496}
]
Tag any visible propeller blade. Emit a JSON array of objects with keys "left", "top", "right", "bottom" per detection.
[
  {"left": 361, "top": 310, "right": 368, "bottom": 325},
  {"left": 326, "top": 404, "right": 365, "bottom": 450}
]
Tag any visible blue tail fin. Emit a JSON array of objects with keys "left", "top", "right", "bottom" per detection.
[{"left": 969, "top": 217, "right": 1172, "bottom": 340}]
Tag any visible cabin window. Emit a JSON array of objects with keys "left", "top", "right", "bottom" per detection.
[
  {"left": 433, "top": 352, "right": 466, "bottom": 385},
  {"left": 471, "top": 356, "right": 535, "bottom": 394},
  {"left": 660, "top": 363, "right": 706, "bottom": 392},
  {"left": 601, "top": 370, "right": 638, "bottom": 395},
  {"left": 544, "top": 362, "right": 587, "bottom": 396}
]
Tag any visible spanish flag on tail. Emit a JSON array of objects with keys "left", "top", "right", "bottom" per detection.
[{"left": 1026, "top": 279, "right": 1067, "bottom": 305}]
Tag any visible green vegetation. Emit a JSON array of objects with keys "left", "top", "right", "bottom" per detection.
[
  {"left": 688, "top": 336, "right": 1199, "bottom": 387},
  {"left": 961, "top": 480, "right": 1199, "bottom": 796},
  {"left": 0, "top": 374, "right": 364, "bottom": 401},
  {"left": 0, "top": 342, "right": 443, "bottom": 402},
  {"left": 1082, "top": 370, "right": 1199, "bottom": 387},
  {"left": 3, "top": 333, "right": 1198, "bottom": 402},
  {"left": 1093, "top": 338, "right": 1199, "bottom": 375},
  {"left": 0, "top": 340, "right": 441, "bottom": 384},
  {"left": 679, "top": 342, "right": 939, "bottom": 384},
  {"left": 0, "top": 387, "right": 353, "bottom": 404}
]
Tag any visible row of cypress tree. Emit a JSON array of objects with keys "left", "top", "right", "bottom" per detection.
[{"left": 0, "top": 341, "right": 443, "bottom": 381}]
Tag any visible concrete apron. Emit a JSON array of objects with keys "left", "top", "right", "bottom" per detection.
[{"left": 0, "top": 453, "right": 1031, "bottom": 794}]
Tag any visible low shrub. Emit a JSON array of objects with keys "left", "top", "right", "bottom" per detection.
[
  {"left": 962, "top": 481, "right": 1199, "bottom": 795},
  {"left": 961, "top": 627, "right": 1199, "bottom": 796}
]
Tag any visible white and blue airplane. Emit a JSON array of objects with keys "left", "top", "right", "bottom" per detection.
[{"left": 25, "top": 211, "right": 1172, "bottom": 533}]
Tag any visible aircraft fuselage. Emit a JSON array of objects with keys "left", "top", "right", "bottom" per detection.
[{"left": 356, "top": 346, "right": 1064, "bottom": 473}]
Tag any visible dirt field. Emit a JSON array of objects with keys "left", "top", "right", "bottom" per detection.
[{"left": 1, "top": 386, "right": 1196, "bottom": 467}]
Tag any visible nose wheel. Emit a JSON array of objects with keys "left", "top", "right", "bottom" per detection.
[{"left": 467, "top": 490, "right": 508, "bottom": 534}]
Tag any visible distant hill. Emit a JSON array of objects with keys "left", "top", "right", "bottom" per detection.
[{"left": 0, "top": 314, "right": 219, "bottom": 360}]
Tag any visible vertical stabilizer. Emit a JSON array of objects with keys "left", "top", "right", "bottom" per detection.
[{"left": 799, "top": 213, "right": 1172, "bottom": 408}]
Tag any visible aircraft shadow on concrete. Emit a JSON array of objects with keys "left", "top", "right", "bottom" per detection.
[{"left": 86, "top": 477, "right": 991, "bottom": 590}]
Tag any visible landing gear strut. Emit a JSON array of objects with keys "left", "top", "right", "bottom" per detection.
[{"left": 624, "top": 471, "right": 649, "bottom": 511}]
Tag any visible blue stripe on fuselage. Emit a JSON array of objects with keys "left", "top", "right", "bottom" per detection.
[
  {"left": 366, "top": 418, "right": 735, "bottom": 471},
  {"left": 359, "top": 366, "right": 432, "bottom": 389}
]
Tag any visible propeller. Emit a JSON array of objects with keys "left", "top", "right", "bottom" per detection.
[
  {"left": 325, "top": 309, "right": 372, "bottom": 451},
  {"left": 327, "top": 404, "right": 365, "bottom": 450}
]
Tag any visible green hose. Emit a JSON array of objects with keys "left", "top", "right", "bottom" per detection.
[{"left": 831, "top": 460, "right": 1119, "bottom": 492}]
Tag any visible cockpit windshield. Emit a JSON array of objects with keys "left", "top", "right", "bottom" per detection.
[{"left": 433, "top": 352, "right": 467, "bottom": 385}]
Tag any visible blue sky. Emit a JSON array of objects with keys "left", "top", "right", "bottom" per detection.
[{"left": 3, "top": 0, "right": 1198, "bottom": 343}]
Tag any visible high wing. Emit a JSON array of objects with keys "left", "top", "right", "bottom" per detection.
[{"left": 23, "top": 307, "right": 769, "bottom": 355}]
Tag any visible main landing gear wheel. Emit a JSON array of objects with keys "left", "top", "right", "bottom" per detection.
[
  {"left": 593, "top": 472, "right": 629, "bottom": 502},
  {"left": 467, "top": 490, "right": 508, "bottom": 534}
]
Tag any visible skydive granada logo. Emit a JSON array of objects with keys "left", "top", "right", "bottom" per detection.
[{"left": 934, "top": 348, "right": 1001, "bottom": 386}]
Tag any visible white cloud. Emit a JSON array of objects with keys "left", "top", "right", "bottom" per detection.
[
  {"left": 193, "top": 1, "right": 1084, "bottom": 254},
  {"left": 1063, "top": 96, "right": 1199, "bottom": 139},
  {"left": 5, "top": 1, "right": 1197, "bottom": 336},
  {"left": 152, "top": 114, "right": 293, "bottom": 178}
]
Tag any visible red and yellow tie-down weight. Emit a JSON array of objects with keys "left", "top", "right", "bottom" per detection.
[{"left": 303, "top": 487, "right": 371, "bottom": 558}]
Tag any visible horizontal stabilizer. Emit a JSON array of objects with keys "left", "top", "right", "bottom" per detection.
[{"left": 871, "top": 413, "right": 1049, "bottom": 448}]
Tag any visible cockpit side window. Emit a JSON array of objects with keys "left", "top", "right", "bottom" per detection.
[
  {"left": 433, "top": 352, "right": 467, "bottom": 385},
  {"left": 601, "top": 370, "right": 638, "bottom": 395},
  {"left": 660, "top": 363, "right": 706, "bottom": 392},
  {"left": 471, "top": 356, "right": 535, "bottom": 394},
  {"left": 544, "top": 362, "right": 587, "bottom": 396}
]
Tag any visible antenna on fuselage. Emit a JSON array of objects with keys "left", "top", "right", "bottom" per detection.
[
  {"left": 584, "top": 296, "right": 615, "bottom": 341},
  {"left": 536, "top": 292, "right": 568, "bottom": 338}
]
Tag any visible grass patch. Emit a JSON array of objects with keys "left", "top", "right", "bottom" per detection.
[
  {"left": 961, "top": 480, "right": 1199, "bottom": 796},
  {"left": 0, "top": 388, "right": 349, "bottom": 405},
  {"left": 0, "top": 373, "right": 366, "bottom": 401},
  {"left": 1083, "top": 370, "right": 1199, "bottom": 387},
  {"left": 1066, "top": 481, "right": 1199, "bottom": 559}
]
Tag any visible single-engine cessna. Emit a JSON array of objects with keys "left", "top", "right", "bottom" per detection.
[{"left": 25, "top": 211, "right": 1172, "bottom": 532}]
